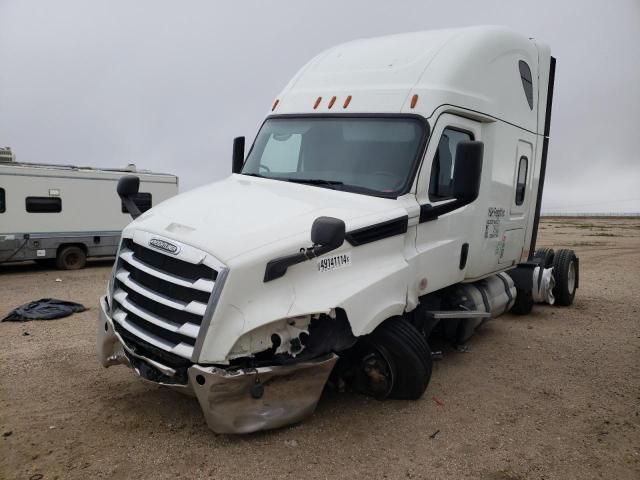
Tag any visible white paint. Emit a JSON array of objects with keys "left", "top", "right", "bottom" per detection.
[{"left": 110, "top": 27, "right": 553, "bottom": 363}]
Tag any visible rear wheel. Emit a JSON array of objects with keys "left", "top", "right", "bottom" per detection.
[
  {"left": 56, "top": 246, "right": 87, "bottom": 270},
  {"left": 533, "top": 248, "right": 555, "bottom": 268},
  {"left": 552, "top": 249, "right": 578, "bottom": 306},
  {"left": 356, "top": 318, "right": 432, "bottom": 400}
]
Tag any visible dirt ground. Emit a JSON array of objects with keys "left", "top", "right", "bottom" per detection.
[{"left": 1, "top": 217, "right": 638, "bottom": 480}]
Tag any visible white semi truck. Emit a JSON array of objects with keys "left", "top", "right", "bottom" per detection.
[
  {"left": 0, "top": 150, "right": 178, "bottom": 269},
  {"left": 98, "top": 26, "right": 578, "bottom": 434}
]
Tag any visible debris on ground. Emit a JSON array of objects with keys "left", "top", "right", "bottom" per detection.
[{"left": 2, "top": 299, "right": 86, "bottom": 322}]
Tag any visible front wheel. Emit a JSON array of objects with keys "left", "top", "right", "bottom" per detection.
[{"left": 356, "top": 318, "right": 433, "bottom": 400}]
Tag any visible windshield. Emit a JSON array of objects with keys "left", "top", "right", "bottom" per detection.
[{"left": 242, "top": 116, "right": 426, "bottom": 197}]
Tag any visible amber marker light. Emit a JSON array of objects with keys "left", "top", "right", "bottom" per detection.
[
  {"left": 410, "top": 94, "right": 419, "bottom": 109},
  {"left": 313, "top": 96, "right": 322, "bottom": 109},
  {"left": 271, "top": 99, "right": 279, "bottom": 111},
  {"left": 343, "top": 95, "right": 352, "bottom": 108},
  {"left": 328, "top": 96, "right": 337, "bottom": 109}
]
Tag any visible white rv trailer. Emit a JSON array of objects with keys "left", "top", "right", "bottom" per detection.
[
  {"left": 98, "top": 26, "right": 578, "bottom": 434},
  {"left": 0, "top": 151, "right": 178, "bottom": 269}
]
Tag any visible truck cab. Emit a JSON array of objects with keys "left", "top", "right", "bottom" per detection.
[{"left": 98, "top": 26, "right": 576, "bottom": 434}]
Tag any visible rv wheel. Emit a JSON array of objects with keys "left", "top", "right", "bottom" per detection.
[
  {"left": 552, "top": 249, "right": 578, "bottom": 306},
  {"left": 357, "top": 318, "right": 432, "bottom": 400},
  {"left": 56, "top": 246, "right": 87, "bottom": 270}
]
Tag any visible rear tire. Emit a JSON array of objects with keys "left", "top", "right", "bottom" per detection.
[
  {"left": 56, "top": 246, "right": 87, "bottom": 270},
  {"left": 361, "top": 318, "right": 433, "bottom": 400},
  {"left": 511, "top": 288, "right": 534, "bottom": 315},
  {"left": 552, "top": 249, "right": 578, "bottom": 306},
  {"left": 533, "top": 248, "right": 555, "bottom": 268}
]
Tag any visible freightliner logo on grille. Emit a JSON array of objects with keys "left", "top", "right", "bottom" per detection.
[{"left": 149, "top": 238, "right": 180, "bottom": 255}]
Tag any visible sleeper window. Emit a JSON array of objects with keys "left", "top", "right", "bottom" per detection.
[
  {"left": 0, "top": 188, "right": 5, "bottom": 213},
  {"left": 518, "top": 61, "right": 534, "bottom": 110},
  {"left": 515, "top": 156, "right": 528, "bottom": 205},
  {"left": 428, "top": 128, "right": 472, "bottom": 201},
  {"left": 26, "top": 196, "right": 62, "bottom": 213},
  {"left": 121, "top": 192, "right": 152, "bottom": 213}
]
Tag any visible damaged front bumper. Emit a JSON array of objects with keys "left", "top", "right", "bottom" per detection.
[{"left": 97, "top": 296, "right": 337, "bottom": 434}]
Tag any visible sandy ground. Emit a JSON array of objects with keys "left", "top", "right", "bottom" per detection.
[{"left": 1, "top": 218, "right": 638, "bottom": 480}]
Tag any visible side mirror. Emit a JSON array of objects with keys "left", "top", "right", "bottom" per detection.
[
  {"left": 117, "top": 175, "right": 142, "bottom": 219},
  {"left": 311, "top": 216, "right": 346, "bottom": 250},
  {"left": 453, "top": 141, "right": 484, "bottom": 202},
  {"left": 419, "top": 140, "right": 484, "bottom": 223},
  {"left": 117, "top": 175, "right": 140, "bottom": 197},
  {"left": 264, "top": 216, "right": 345, "bottom": 282},
  {"left": 232, "top": 136, "right": 245, "bottom": 174}
]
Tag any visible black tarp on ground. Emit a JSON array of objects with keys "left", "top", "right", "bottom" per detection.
[{"left": 2, "top": 298, "right": 86, "bottom": 322}]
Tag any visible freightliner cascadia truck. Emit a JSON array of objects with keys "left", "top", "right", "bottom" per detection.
[{"left": 97, "top": 26, "right": 578, "bottom": 434}]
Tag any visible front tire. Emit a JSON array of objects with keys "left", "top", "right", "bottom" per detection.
[{"left": 359, "top": 318, "right": 433, "bottom": 400}]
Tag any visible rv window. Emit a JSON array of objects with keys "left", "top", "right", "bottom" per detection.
[
  {"left": 428, "top": 128, "right": 472, "bottom": 201},
  {"left": 0, "top": 188, "right": 5, "bottom": 213},
  {"left": 515, "top": 156, "right": 528, "bottom": 205},
  {"left": 519, "top": 61, "right": 534, "bottom": 110},
  {"left": 121, "top": 192, "right": 152, "bottom": 214},
  {"left": 26, "top": 196, "right": 62, "bottom": 213}
]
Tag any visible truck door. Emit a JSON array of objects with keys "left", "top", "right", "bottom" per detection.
[
  {"left": 413, "top": 114, "right": 483, "bottom": 294},
  {"left": 497, "top": 140, "right": 533, "bottom": 267}
]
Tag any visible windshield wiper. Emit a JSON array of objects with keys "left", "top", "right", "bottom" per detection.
[
  {"left": 283, "top": 178, "right": 344, "bottom": 189},
  {"left": 242, "top": 172, "right": 266, "bottom": 178}
]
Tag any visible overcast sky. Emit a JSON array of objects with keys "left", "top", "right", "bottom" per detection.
[{"left": 1, "top": 0, "right": 639, "bottom": 213}]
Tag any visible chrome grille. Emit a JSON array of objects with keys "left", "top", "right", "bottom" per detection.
[{"left": 111, "top": 237, "right": 219, "bottom": 366}]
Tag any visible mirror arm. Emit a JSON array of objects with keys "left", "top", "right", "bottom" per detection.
[
  {"left": 121, "top": 197, "right": 142, "bottom": 220},
  {"left": 263, "top": 244, "right": 335, "bottom": 282}
]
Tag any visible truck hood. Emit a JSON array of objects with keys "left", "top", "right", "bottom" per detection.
[{"left": 127, "top": 174, "right": 407, "bottom": 262}]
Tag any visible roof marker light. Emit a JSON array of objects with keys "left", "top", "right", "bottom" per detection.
[
  {"left": 343, "top": 95, "right": 352, "bottom": 108},
  {"left": 328, "top": 96, "right": 337, "bottom": 109},
  {"left": 313, "top": 97, "right": 322, "bottom": 109},
  {"left": 271, "top": 99, "right": 279, "bottom": 111},
  {"left": 410, "top": 94, "right": 419, "bottom": 109}
]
